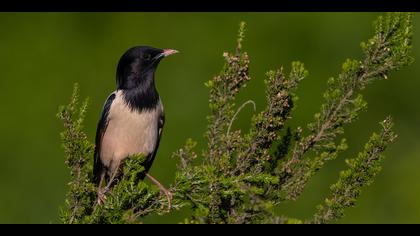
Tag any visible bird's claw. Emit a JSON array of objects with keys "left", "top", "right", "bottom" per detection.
[
  {"left": 159, "top": 189, "right": 173, "bottom": 212},
  {"left": 97, "top": 189, "right": 107, "bottom": 205}
]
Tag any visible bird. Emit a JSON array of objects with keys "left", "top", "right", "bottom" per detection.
[{"left": 93, "top": 46, "right": 178, "bottom": 207}]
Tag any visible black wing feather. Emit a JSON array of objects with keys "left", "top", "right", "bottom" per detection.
[{"left": 93, "top": 92, "right": 116, "bottom": 184}]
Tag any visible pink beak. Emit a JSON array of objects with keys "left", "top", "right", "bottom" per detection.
[{"left": 162, "top": 49, "right": 179, "bottom": 57}]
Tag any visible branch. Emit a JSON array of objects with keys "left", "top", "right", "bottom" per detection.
[
  {"left": 278, "top": 12, "right": 413, "bottom": 201},
  {"left": 310, "top": 117, "right": 397, "bottom": 224}
]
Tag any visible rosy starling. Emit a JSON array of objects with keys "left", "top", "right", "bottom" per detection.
[{"left": 93, "top": 46, "right": 178, "bottom": 207}]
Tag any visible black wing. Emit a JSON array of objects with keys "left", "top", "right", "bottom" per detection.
[
  {"left": 142, "top": 110, "right": 165, "bottom": 177},
  {"left": 93, "top": 92, "right": 116, "bottom": 184}
]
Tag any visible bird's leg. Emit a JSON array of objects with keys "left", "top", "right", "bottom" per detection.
[
  {"left": 145, "top": 173, "right": 173, "bottom": 211},
  {"left": 104, "top": 160, "right": 121, "bottom": 192},
  {"left": 97, "top": 172, "right": 107, "bottom": 205}
]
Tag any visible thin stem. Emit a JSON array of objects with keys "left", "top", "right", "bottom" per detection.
[{"left": 227, "top": 100, "right": 256, "bottom": 136}]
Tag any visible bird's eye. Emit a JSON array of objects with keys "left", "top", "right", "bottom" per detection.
[{"left": 143, "top": 54, "right": 152, "bottom": 61}]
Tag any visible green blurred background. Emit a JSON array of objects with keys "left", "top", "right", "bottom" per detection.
[{"left": 0, "top": 12, "right": 419, "bottom": 224}]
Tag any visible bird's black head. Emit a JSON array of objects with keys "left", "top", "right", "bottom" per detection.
[{"left": 116, "top": 46, "right": 178, "bottom": 90}]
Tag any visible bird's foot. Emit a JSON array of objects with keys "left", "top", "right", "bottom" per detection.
[
  {"left": 97, "top": 189, "right": 107, "bottom": 205},
  {"left": 145, "top": 173, "right": 173, "bottom": 212},
  {"left": 159, "top": 188, "right": 173, "bottom": 212}
]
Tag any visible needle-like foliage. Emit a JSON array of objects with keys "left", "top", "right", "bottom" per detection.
[{"left": 57, "top": 13, "right": 413, "bottom": 224}]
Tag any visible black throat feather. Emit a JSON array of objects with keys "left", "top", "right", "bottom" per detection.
[{"left": 120, "top": 72, "right": 160, "bottom": 112}]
